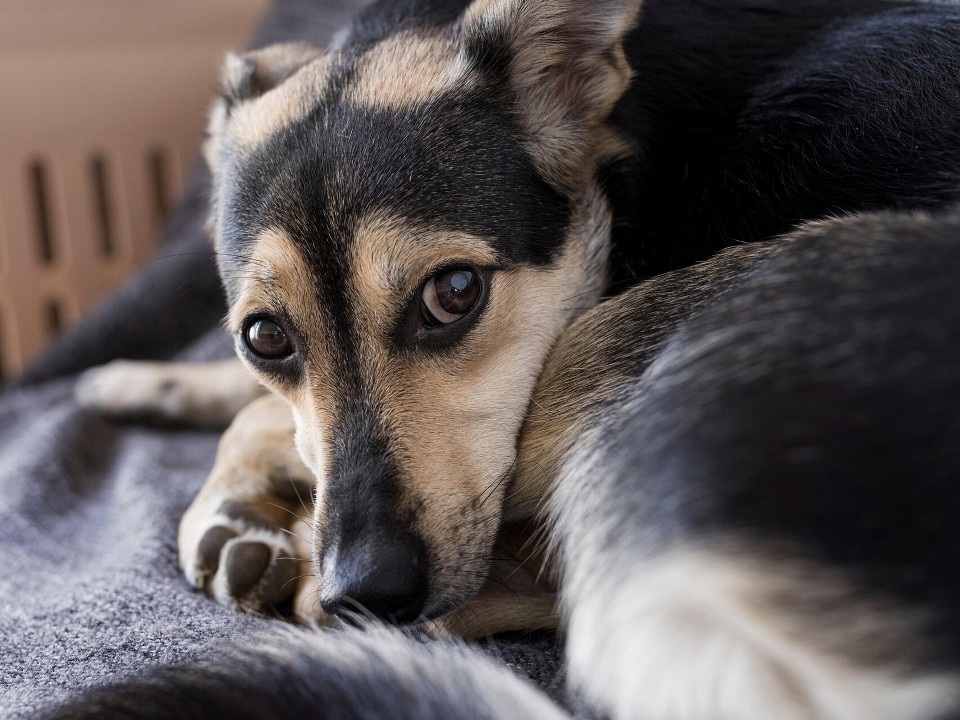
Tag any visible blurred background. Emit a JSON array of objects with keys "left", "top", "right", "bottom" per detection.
[{"left": 0, "top": 0, "right": 271, "bottom": 383}]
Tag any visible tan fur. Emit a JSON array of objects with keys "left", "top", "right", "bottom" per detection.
[
  {"left": 226, "top": 227, "right": 322, "bottom": 336},
  {"left": 210, "top": 172, "right": 609, "bottom": 615},
  {"left": 182, "top": 394, "right": 309, "bottom": 507},
  {"left": 205, "top": 30, "right": 467, "bottom": 176},
  {"left": 224, "top": 56, "right": 335, "bottom": 150},
  {"left": 176, "top": 0, "right": 636, "bottom": 629},
  {"left": 204, "top": 44, "right": 331, "bottom": 178},
  {"left": 346, "top": 31, "right": 473, "bottom": 109},
  {"left": 436, "top": 519, "right": 558, "bottom": 636},
  {"left": 221, "top": 44, "right": 325, "bottom": 101},
  {"left": 349, "top": 212, "right": 500, "bottom": 318},
  {"left": 226, "top": 228, "right": 328, "bottom": 412},
  {"left": 433, "top": 591, "right": 559, "bottom": 638},
  {"left": 341, "top": 187, "right": 608, "bottom": 609},
  {"left": 508, "top": 241, "right": 790, "bottom": 520},
  {"left": 225, "top": 228, "right": 342, "bottom": 488},
  {"left": 217, "top": 216, "right": 567, "bottom": 607},
  {"left": 179, "top": 388, "right": 557, "bottom": 635}
]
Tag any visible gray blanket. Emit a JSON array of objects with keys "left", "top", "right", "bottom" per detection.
[{"left": 0, "top": 2, "right": 562, "bottom": 716}]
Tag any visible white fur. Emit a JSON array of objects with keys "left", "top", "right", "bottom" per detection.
[{"left": 564, "top": 548, "right": 959, "bottom": 720}]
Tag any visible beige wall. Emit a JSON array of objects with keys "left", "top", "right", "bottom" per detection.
[{"left": 0, "top": 0, "right": 271, "bottom": 381}]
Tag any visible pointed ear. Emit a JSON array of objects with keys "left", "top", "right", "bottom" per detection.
[
  {"left": 218, "top": 42, "right": 326, "bottom": 111},
  {"left": 463, "top": 0, "right": 642, "bottom": 189},
  {"left": 204, "top": 43, "right": 323, "bottom": 187}
]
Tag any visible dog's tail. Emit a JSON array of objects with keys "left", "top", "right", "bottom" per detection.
[{"left": 38, "top": 625, "right": 569, "bottom": 720}]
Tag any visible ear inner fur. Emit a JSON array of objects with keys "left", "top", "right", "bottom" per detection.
[{"left": 462, "top": 0, "right": 643, "bottom": 190}]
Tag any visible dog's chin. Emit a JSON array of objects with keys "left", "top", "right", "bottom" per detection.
[
  {"left": 419, "top": 545, "right": 499, "bottom": 622},
  {"left": 420, "top": 578, "right": 488, "bottom": 622}
]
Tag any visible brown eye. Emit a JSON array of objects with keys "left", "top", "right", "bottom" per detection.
[
  {"left": 421, "top": 268, "right": 482, "bottom": 326},
  {"left": 244, "top": 318, "right": 292, "bottom": 359}
]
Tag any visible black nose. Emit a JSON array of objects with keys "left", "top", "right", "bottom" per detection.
[{"left": 320, "top": 530, "right": 428, "bottom": 624}]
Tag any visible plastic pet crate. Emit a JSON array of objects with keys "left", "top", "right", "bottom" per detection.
[{"left": 0, "top": 0, "right": 269, "bottom": 381}]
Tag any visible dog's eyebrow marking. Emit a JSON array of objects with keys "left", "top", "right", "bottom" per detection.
[
  {"left": 227, "top": 227, "right": 321, "bottom": 333},
  {"left": 344, "top": 31, "right": 473, "bottom": 110},
  {"left": 350, "top": 211, "right": 499, "bottom": 322}
]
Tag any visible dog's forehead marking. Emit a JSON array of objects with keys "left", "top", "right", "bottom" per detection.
[
  {"left": 226, "top": 30, "right": 472, "bottom": 149},
  {"left": 344, "top": 31, "right": 473, "bottom": 109}
]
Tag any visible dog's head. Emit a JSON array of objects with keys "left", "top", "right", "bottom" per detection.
[{"left": 205, "top": 0, "right": 641, "bottom": 622}]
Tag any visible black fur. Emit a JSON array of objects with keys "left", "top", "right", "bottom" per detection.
[
  {"left": 222, "top": 0, "right": 960, "bottom": 286},
  {"left": 613, "top": 0, "right": 960, "bottom": 280},
  {"left": 556, "top": 208, "right": 960, "bottom": 666}
]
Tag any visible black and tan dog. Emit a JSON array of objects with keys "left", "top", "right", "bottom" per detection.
[{"left": 73, "top": 0, "right": 960, "bottom": 717}]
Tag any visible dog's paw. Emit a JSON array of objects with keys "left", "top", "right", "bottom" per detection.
[
  {"left": 181, "top": 500, "right": 305, "bottom": 614},
  {"left": 75, "top": 359, "right": 263, "bottom": 427},
  {"left": 77, "top": 360, "right": 201, "bottom": 423},
  {"left": 177, "top": 393, "right": 328, "bottom": 621}
]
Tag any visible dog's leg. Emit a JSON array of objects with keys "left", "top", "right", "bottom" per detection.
[
  {"left": 178, "top": 393, "right": 329, "bottom": 622},
  {"left": 429, "top": 589, "right": 558, "bottom": 640},
  {"left": 76, "top": 359, "right": 264, "bottom": 428}
]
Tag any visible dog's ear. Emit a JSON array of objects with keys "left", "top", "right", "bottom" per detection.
[
  {"left": 204, "top": 43, "right": 324, "bottom": 173},
  {"left": 462, "top": 0, "right": 641, "bottom": 189},
  {"left": 220, "top": 43, "right": 324, "bottom": 111},
  {"left": 203, "top": 43, "right": 324, "bottom": 246},
  {"left": 206, "top": 42, "right": 324, "bottom": 137},
  {"left": 217, "top": 43, "right": 325, "bottom": 112}
]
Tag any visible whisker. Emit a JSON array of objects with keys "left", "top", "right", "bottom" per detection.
[
  {"left": 276, "top": 525, "right": 313, "bottom": 545},
  {"left": 477, "top": 457, "right": 517, "bottom": 509},
  {"left": 280, "top": 573, "right": 316, "bottom": 592},
  {"left": 289, "top": 476, "right": 313, "bottom": 518},
  {"left": 486, "top": 576, "right": 522, "bottom": 602},
  {"left": 264, "top": 501, "right": 312, "bottom": 526},
  {"left": 236, "top": 599, "right": 273, "bottom": 621}
]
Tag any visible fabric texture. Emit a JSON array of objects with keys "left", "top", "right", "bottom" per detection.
[{"left": 0, "top": 1, "right": 563, "bottom": 716}]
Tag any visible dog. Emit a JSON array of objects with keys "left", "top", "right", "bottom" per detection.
[{"left": 71, "top": 0, "right": 960, "bottom": 717}]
